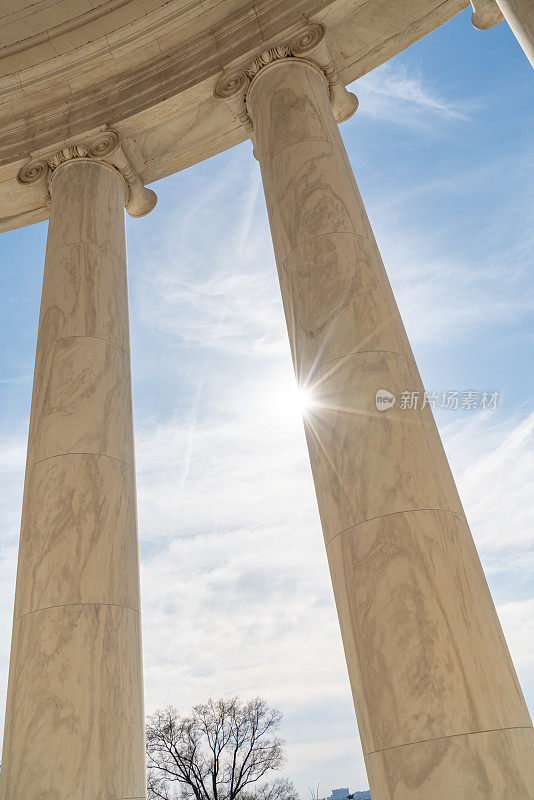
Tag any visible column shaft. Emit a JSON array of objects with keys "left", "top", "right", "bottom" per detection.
[
  {"left": 497, "top": 0, "right": 534, "bottom": 64},
  {"left": 0, "top": 160, "right": 146, "bottom": 799},
  {"left": 248, "top": 59, "right": 534, "bottom": 798}
]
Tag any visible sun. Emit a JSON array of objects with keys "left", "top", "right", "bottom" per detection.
[
  {"left": 268, "top": 378, "right": 315, "bottom": 421},
  {"left": 285, "top": 384, "right": 314, "bottom": 416},
  {"left": 294, "top": 386, "right": 313, "bottom": 414}
]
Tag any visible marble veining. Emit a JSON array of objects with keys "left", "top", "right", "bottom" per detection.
[
  {"left": 0, "top": 156, "right": 146, "bottom": 799},
  {"left": 246, "top": 53, "right": 534, "bottom": 796},
  {"left": 1, "top": 605, "right": 146, "bottom": 800},
  {"left": 304, "top": 350, "right": 464, "bottom": 540},
  {"left": 27, "top": 335, "right": 135, "bottom": 469},
  {"left": 37, "top": 241, "right": 130, "bottom": 353},
  {"left": 366, "top": 727, "right": 534, "bottom": 798},
  {"left": 327, "top": 510, "right": 531, "bottom": 753},
  {"left": 277, "top": 232, "right": 413, "bottom": 376},
  {"left": 15, "top": 453, "right": 140, "bottom": 618},
  {"left": 45, "top": 161, "right": 127, "bottom": 256}
]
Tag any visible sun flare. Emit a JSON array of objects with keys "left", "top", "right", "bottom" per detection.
[
  {"left": 294, "top": 386, "right": 313, "bottom": 414},
  {"left": 269, "top": 380, "right": 315, "bottom": 420},
  {"left": 285, "top": 384, "right": 314, "bottom": 416}
]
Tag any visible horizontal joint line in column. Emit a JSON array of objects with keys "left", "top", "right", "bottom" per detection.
[
  {"left": 26, "top": 451, "right": 134, "bottom": 473},
  {"left": 364, "top": 725, "right": 534, "bottom": 757},
  {"left": 264, "top": 136, "right": 332, "bottom": 167},
  {"left": 45, "top": 240, "right": 127, "bottom": 258},
  {"left": 326, "top": 508, "right": 467, "bottom": 547},
  {"left": 281, "top": 230, "right": 373, "bottom": 265},
  {"left": 38, "top": 333, "right": 129, "bottom": 357},
  {"left": 317, "top": 348, "right": 415, "bottom": 374},
  {"left": 15, "top": 601, "right": 140, "bottom": 621}
]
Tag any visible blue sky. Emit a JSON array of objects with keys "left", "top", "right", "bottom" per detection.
[{"left": 0, "top": 8, "right": 533, "bottom": 796}]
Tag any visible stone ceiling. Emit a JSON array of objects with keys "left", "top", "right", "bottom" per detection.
[{"left": 0, "top": 0, "right": 469, "bottom": 232}]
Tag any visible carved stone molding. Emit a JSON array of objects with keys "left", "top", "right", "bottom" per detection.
[
  {"left": 470, "top": 0, "right": 504, "bottom": 29},
  {"left": 17, "top": 130, "right": 157, "bottom": 218},
  {"left": 214, "top": 22, "right": 358, "bottom": 140}
]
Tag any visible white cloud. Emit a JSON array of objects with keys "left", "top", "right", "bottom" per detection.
[
  {"left": 352, "top": 62, "right": 474, "bottom": 128},
  {"left": 388, "top": 243, "right": 533, "bottom": 346},
  {"left": 443, "top": 409, "right": 534, "bottom": 557},
  {"left": 132, "top": 155, "right": 287, "bottom": 358},
  {"left": 499, "top": 598, "right": 534, "bottom": 671},
  {"left": 441, "top": 410, "right": 534, "bottom": 706},
  {"left": 0, "top": 428, "right": 26, "bottom": 550},
  {"left": 0, "top": 429, "right": 26, "bottom": 742},
  {"left": 136, "top": 367, "right": 350, "bottom": 712},
  {"left": 361, "top": 164, "right": 534, "bottom": 348},
  {"left": 136, "top": 383, "right": 360, "bottom": 795}
]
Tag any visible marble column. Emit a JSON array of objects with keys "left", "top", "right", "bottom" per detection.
[
  {"left": 497, "top": 0, "right": 534, "bottom": 64},
  {"left": 216, "top": 24, "right": 534, "bottom": 799},
  {"left": 1, "top": 132, "right": 156, "bottom": 799},
  {"left": 471, "top": 0, "right": 534, "bottom": 65}
]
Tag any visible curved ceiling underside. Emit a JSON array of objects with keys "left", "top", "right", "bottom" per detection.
[{"left": 0, "top": 0, "right": 468, "bottom": 232}]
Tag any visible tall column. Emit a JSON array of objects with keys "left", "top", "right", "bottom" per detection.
[
  {"left": 471, "top": 0, "right": 534, "bottom": 66},
  {"left": 1, "top": 131, "right": 156, "bottom": 799},
  {"left": 216, "top": 25, "right": 534, "bottom": 799},
  {"left": 497, "top": 0, "right": 534, "bottom": 63}
]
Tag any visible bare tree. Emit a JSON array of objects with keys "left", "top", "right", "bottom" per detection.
[
  {"left": 146, "top": 697, "right": 298, "bottom": 800},
  {"left": 308, "top": 783, "right": 321, "bottom": 800}
]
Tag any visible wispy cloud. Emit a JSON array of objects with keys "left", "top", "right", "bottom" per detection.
[
  {"left": 443, "top": 409, "right": 534, "bottom": 558},
  {"left": 387, "top": 244, "right": 534, "bottom": 346},
  {"left": 361, "top": 158, "right": 534, "bottom": 349},
  {"left": 132, "top": 156, "right": 286, "bottom": 357},
  {"left": 353, "top": 63, "right": 474, "bottom": 128},
  {"left": 136, "top": 388, "right": 361, "bottom": 791},
  {"left": 133, "top": 394, "right": 534, "bottom": 795}
]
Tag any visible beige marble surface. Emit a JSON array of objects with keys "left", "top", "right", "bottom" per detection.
[
  {"left": 15, "top": 454, "right": 140, "bottom": 618},
  {"left": 277, "top": 233, "right": 412, "bottom": 375},
  {"left": 304, "top": 352, "right": 464, "bottom": 541},
  {"left": 248, "top": 56, "right": 534, "bottom": 797},
  {"left": 470, "top": 0, "right": 504, "bottom": 29},
  {"left": 1, "top": 605, "right": 145, "bottom": 800},
  {"left": 27, "top": 335, "right": 135, "bottom": 467},
  {"left": 37, "top": 241, "right": 129, "bottom": 351},
  {"left": 328, "top": 511, "right": 531, "bottom": 752},
  {"left": 0, "top": 159, "right": 146, "bottom": 799},
  {"left": 44, "top": 160, "right": 127, "bottom": 257},
  {"left": 366, "top": 727, "right": 534, "bottom": 798}
]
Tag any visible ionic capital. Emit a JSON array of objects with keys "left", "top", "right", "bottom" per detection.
[
  {"left": 470, "top": 0, "right": 504, "bottom": 29},
  {"left": 214, "top": 23, "right": 358, "bottom": 139},
  {"left": 17, "top": 129, "right": 157, "bottom": 217}
]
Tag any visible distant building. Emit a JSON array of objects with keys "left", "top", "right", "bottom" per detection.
[
  {"left": 327, "top": 789, "right": 350, "bottom": 800},
  {"left": 318, "top": 785, "right": 370, "bottom": 800}
]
